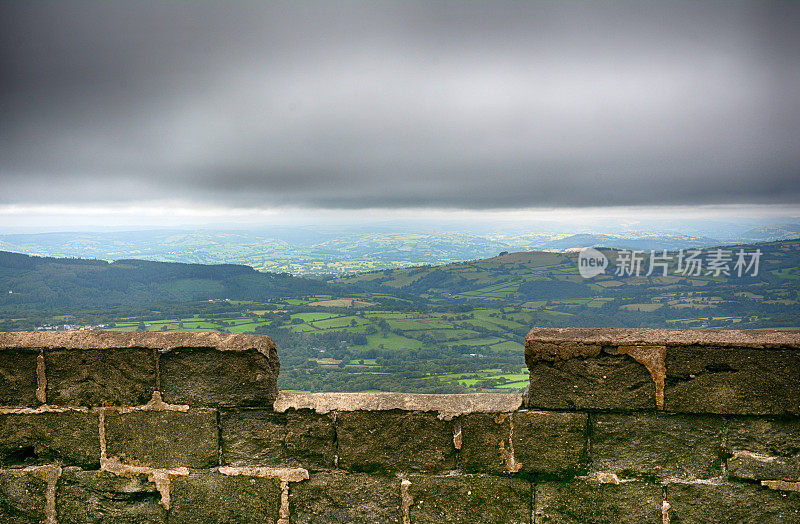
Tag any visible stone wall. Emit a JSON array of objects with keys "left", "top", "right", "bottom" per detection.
[
  {"left": 525, "top": 328, "right": 800, "bottom": 523},
  {"left": 0, "top": 329, "right": 798, "bottom": 523}
]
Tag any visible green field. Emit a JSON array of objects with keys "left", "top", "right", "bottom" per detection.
[{"left": 97, "top": 298, "right": 539, "bottom": 392}]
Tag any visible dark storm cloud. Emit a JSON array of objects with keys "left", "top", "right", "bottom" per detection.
[{"left": 1, "top": 1, "right": 799, "bottom": 209}]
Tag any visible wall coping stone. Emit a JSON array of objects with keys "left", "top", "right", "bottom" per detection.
[
  {"left": 0, "top": 331, "right": 276, "bottom": 357},
  {"left": 274, "top": 391, "right": 523, "bottom": 419},
  {"left": 526, "top": 327, "right": 800, "bottom": 364}
]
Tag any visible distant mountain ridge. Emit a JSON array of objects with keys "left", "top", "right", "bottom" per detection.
[
  {"left": 2, "top": 225, "right": 798, "bottom": 276},
  {"left": 739, "top": 223, "right": 800, "bottom": 243},
  {"left": 336, "top": 239, "right": 800, "bottom": 308},
  {"left": 533, "top": 232, "right": 720, "bottom": 251}
]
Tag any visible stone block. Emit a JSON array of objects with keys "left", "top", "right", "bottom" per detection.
[
  {"left": 513, "top": 411, "right": 587, "bottom": 476},
  {"left": 220, "top": 409, "right": 335, "bottom": 469},
  {"left": 590, "top": 414, "right": 724, "bottom": 480},
  {"left": 285, "top": 410, "right": 336, "bottom": 470},
  {"left": 459, "top": 413, "right": 511, "bottom": 474},
  {"left": 337, "top": 411, "right": 455, "bottom": 473},
  {"left": 220, "top": 410, "right": 285, "bottom": 467},
  {"left": 460, "top": 411, "right": 587, "bottom": 475},
  {"left": 45, "top": 348, "right": 156, "bottom": 406},
  {"left": 289, "top": 470, "right": 401, "bottom": 523},
  {"left": 406, "top": 474, "right": 530, "bottom": 524},
  {"left": 664, "top": 347, "right": 800, "bottom": 415},
  {"left": 274, "top": 391, "right": 523, "bottom": 417},
  {"left": 666, "top": 482, "right": 800, "bottom": 523},
  {"left": 56, "top": 467, "right": 165, "bottom": 523},
  {"left": 105, "top": 410, "right": 218, "bottom": 469},
  {"left": 0, "top": 412, "right": 100, "bottom": 467},
  {"left": 535, "top": 480, "right": 663, "bottom": 523},
  {"left": 0, "top": 468, "right": 48, "bottom": 523},
  {"left": 0, "top": 350, "right": 40, "bottom": 407},
  {"left": 160, "top": 348, "right": 278, "bottom": 407},
  {"left": 527, "top": 356, "right": 655, "bottom": 411},
  {"left": 725, "top": 418, "right": 800, "bottom": 481},
  {"left": 170, "top": 471, "right": 281, "bottom": 523}
]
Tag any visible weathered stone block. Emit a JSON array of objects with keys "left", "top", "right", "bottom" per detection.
[
  {"left": 406, "top": 474, "right": 530, "bottom": 524},
  {"left": 0, "top": 350, "right": 40, "bottom": 407},
  {"left": 290, "top": 470, "right": 401, "bottom": 523},
  {"left": 725, "top": 418, "right": 800, "bottom": 481},
  {"left": 459, "top": 413, "right": 511, "bottom": 474},
  {"left": 527, "top": 356, "right": 655, "bottom": 411},
  {"left": 337, "top": 411, "right": 455, "bottom": 473},
  {"left": 665, "top": 347, "right": 800, "bottom": 415},
  {"left": 274, "top": 391, "right": 523, "bottom": 417},
  {"left": 460, "top": 411, "right": 587, "bottom": 475},
  {"left": 0, "top": 468, "right": 48, "bottom": 523},
  {"left": 514, "top": 411, "right": 587, "bottom": 476},
  {"left": 160, "top": 348, "right": 278, "bottom": 407},
  {"left": 56, "top": 467, "right": 165, "bottom": 523},
  {"left": 535, "top": 480, "right": 663, "bottom": 523},
  {"left": 285, "top": 411, "right": 336, "bottom": 469},
  {"left": 220, "top": 410, "right": 285, "bottom": 466},
  {"left": 590, "top": 414, "right": 724, "bottom": 480},
  {"left": 105, "top": 410, "right": 218, "bottom": 469},
  {"left": 220, "top": 409, "right": 335, "bottom": 469},
  {"left": 666, "top": 482, "right": 800, "bottom": 523},
  {"left": 169, "top": 472, "right": 281, "bottom": 524},
  {"left": 0, "top": 412, "right": 100, "bottom": 467},
  {"left": 45, "top": 348, "right": 156, "bottom": 406}
]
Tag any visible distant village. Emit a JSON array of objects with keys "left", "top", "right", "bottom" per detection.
[{"left": 35, "top": 323, "right": 106, "bottom": 331}]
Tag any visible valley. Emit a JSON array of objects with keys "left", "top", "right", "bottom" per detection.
[{"left": 2, "top": 239, "right": 798, "bottom": 393}]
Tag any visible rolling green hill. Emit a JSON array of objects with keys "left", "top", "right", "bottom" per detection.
[
  {"left": 336, "top": 240, "right": 800, "bottom": 318},
  {"left": 0, "top": 251, "right": 331, "bottom": 308}
]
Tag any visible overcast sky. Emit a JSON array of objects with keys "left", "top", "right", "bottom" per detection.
[{"left": 1, "top": 1, "right": 799, "bottom": 226}]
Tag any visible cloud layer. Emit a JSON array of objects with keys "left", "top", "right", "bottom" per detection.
[{"left": 2, "top": 1, "right": 799, "bottom": 209}]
